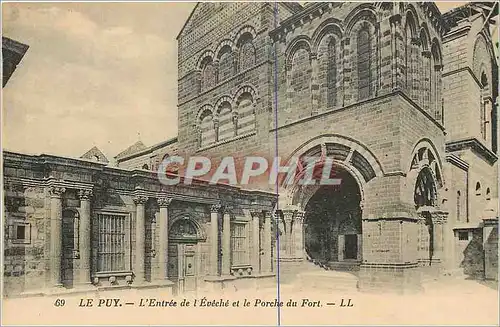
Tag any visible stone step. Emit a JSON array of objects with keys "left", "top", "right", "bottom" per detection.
[{"left": 294, "top": 270, "right": 359, "bottom": 292}]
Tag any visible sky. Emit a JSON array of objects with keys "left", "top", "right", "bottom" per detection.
[{"left": 1, "top": 2, "right": 493, "bottom": 161}]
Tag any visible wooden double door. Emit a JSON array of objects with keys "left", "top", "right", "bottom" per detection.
[{"left": 167, "top": 242, "right": 198, "bottom": 294}]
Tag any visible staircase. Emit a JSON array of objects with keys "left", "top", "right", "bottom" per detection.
[{"left": 277, "top": 259, "right": 359, "bottom": 293}]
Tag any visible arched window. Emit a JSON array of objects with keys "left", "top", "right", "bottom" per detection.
[
  {"left": 290, "top": 45, "right": 312, "bottom": 115},
  {"left": 218, "top": 46, "right": 234, "bottom": 82},
  {"left": 414, "top": 168, "right": 436, "bottom": 208},
  {"left": 237, "top": 33, "right": 256, "bottom": 72},
  {"left": 456, "top": 191, "right": 461, "bottom": 222},
  {"left": 475, "top": 182, "right": 482, "bottom": 196},
  {"left": 199, "top": 109, "right": 215, "bottom": 147},
  {"left": 142, "top": 164, "right": 149, "bottom": 170},
  {"left": 217, "top": 101, "right": 234, "bottom": 141},
  {"left": 236, "top": 92, "right": 255, "bottom": 135},
  {"left": 486, "top": 187, "right": 491, "bottom": 200},
  {"left": 357, "top": 28, "right": 371, "bottom": 100},
  {"left": 201, "top": 58, "right": 216, "bottom": 92},
  {"left": 327, "top": 38, "right": 337, "bottom": 107}
]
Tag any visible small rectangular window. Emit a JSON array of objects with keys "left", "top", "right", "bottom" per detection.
[
  {"left": 458, "top": 231, "right": 469, "bottom": 241},
  {"left": 16, "top": 225, "right": 25, "bottom": 240},
  {"left": 11, "top": 223, "right": 31, "bottom": 244}
]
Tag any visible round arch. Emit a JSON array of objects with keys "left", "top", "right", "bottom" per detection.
[
  {"left": 168, "top": 215, "right": 206, "bottom": 242},
  {"left": 196, "top": 49, "right": 215, "bottom": 70},
  {"left": 233, "top": 24, "right": 257, "bottom": 46},
  {"left": 285, "top": 36, "right": 312, "bottom": 68},
  {"left": 196, "top": 104, "right": 214, "bottom": 122},
  {"left": 215, "top": 39, "right": 235, "bottom": 60},
  {"left": 344, "top": 5, "right": 378, "bottom": 36},
  {"left": 311, "top": 18, "right": 344, "bottom": 52}
]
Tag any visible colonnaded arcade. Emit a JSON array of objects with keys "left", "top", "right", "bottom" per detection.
[{"left": 3, "top": 2, "right": 499, "bottom": 297}]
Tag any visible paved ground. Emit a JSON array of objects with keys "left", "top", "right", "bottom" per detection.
[{"left": 3, "top": 276, "right": 498, "bottom": 326}]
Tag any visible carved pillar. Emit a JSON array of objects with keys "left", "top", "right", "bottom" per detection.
[
  {"left": 285, "top": 62, "right": 293, "bottom": 116},
  {"left": 133, "top": 194, "right": 148, "bottom": 283},
  {"left": 410, "top": 37, "right": 421, "bottom": 103},
  {"left": 282, "top": 209, "right": 294, "bottom": 258},
  {"left": 434, "top": 64, "right": 443, "bottom": 122},
  {"left": 250, "top": 210, "right": 261, "bottom": 274},
  {"left": 422, "top": 50, "right": 431, "bottom": 112},
  {"left": 77, "top": 189, "right": 92, "bottom": 286},
  {"left": 195, "top": 69, "right": 202, "bottom": 94},
  {"left": 310, "top": 53, "right": 319, "bottom": 115},
  {"left": 262, "top": 211, "right": 272, "bottom": 273},
  {"left": 390, "top": 13, "right": 403, "bottom": 90},
  {"left": 49, "top": 186, "right": 65, "bottom": 288},
  {"left": 213, "top": 117, "right": 220, "bottom": 143},
  {"left": 222, "top": 210, "right": 231, "bottom": 276},
  {"left": 213, "top": 59, "right": 220, "bottom": 85},
  {"left": 431, "top": 211, "right": 448, "bottom": 264},
  {"left": 293, "top": 210, "right": 305, "bottom": 260},
  {"left": 341, "top": 37, "right": 350, "bottom": 106},
  {"left": 484, "top": 96, "right": 493, "bottom": 145},
  {"left": 210, "top": 203, "right": 221, "bottom": 275},
  {"left": 158, "top": 197, "right": 172, "bottom": 280},
  {"left": 232, "top": 111, "right": 239, "bottom": 137}
]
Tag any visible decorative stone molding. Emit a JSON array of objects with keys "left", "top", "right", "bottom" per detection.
[
  {"left": 157, "top": 197, "right": 173, "bottom": 207},
  {"left": 78, "top": 189, "right": 93, "bottom": 200},
  {"left": 133, "top": 195, "right": 148, "bottom": 205},
  {"left": 49, "top": 186, "right": 65, "bottom": 198},
  {"left": 294, "top": 210, "right": 305, "bottom": 224},
  {"left": 230, "top": 265, "right": 253, "bottom": 276},
  {"left": 431, "top": 211, "right": 449, "bottom": 225},
  {"left": 210, "top": 202, "right": 222, "bottom": 213}
]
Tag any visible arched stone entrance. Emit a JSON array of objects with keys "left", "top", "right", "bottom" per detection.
[
  {"left": 303, "top": 168, "right": 363, "bottom": 269},
  {"left": 167, "top": 217, "right": 205, "bottom": 294}
]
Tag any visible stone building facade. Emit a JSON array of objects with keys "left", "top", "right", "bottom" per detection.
[
  {"left": 117, "top": 2, "right": 499, "bottom": 291},
  {"left": 3, "top": 2, "right": 499, "bottom": 297},
  {"left": 3, "top": 152, "right": 276, "bottom": 297}
]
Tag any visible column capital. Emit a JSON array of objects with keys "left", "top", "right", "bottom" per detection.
[
  {"left": 210, "top": 202, "right": 223, "bottom": 213},
  {"left": 295, "top": 210, "right": 305, "bottom": 223},
  {"left": 431, "top": 211, "right": 449, "bottom": 224},
  {"left": 411, "top": 37, "right": 421, "bottom": 46},
  {"left": 49, "top": 186, "right": 66, "bottom": 198},
  {"left": 282, "top": 209, "right": 294, "bottom": 222},
  {"left": 389, "top": 14, "right": 402, "bottom": 25},
  {"left": 250, "top": 209, "right": 263, "bottom": 218},
  {"left": 157, "top": 197, "right": 173, "bottom": 207},
  {"left": 133, "top": 195, "right": 148, "bottom": 205},
  {"left": 78, "top": 189, "right": 93, "bottom": 201}
]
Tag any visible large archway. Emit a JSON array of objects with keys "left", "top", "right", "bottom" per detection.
[{"left": 303, "top": 167, "right": 363, "bottom": 268}]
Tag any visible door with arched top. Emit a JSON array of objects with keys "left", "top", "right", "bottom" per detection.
[{"left": 167, "top": 218, "right": 201, "bottom": 295}]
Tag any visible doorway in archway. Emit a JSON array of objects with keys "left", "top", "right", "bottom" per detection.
[{"left": 303, "top": 168, "right": 362, "bottom": 269}]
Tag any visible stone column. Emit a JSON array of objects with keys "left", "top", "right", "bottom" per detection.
[
  {"left": 310, "top": 53, "right": 319, "bottom": 115},
  {"left": 77, "top": 189, "right": 92, "bottom": 286},
  {"left": 158, "top": 197, "right": 173, "bottom": 280},
  {"left": 262, "top": 211, "right": 272, "bottom": 273},
  {"left": 210, "top": 203, "right": 221, "bottom": 275},
  {"left": 213, "top": 118, "right": 220, "bottom": 143},
  {"left": 294, "top": 210, "right": 305, "bottom": 260},
  {"left": 49, "top": 186, "right": 65, "bottom": 288},
  {"left": 250, "top": 210, "right": 261, "bottom": 274},
  {"left": 133, "top": 195, "right": 148, "bottom": 284},
  {"left": 282, "top": 209, "right": 294, "bottom": 258},
  {"left": 222, "top": 210, "right": 231, "bottom": 276},
  {"left": 484, "top": 97, "right": 493, "bottom": 145},
  {"left": 431, "top": 211, "right": 448, "bottom": 265}
]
